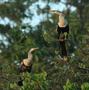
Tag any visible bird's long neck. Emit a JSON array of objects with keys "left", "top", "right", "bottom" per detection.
[
  {"left": 58, "top": 15, "right": 67, "bottom": 27},
  {"left": 28, "top": 52, "right": 33, "bottom": 60}
]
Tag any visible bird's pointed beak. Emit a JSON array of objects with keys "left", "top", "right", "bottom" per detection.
[
  {"left": 33, "top": 47, "right": 39, "bottom": 50},
  {"left": 29, "top": 47, "right": 39, "bottom": 53},
  {"left": 34, "top": 47, "right": 39, "bottom": 50}
]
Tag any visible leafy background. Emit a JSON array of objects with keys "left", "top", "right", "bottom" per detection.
[{"left": 0, "top": 0, "right": 89, "bottom": 90}]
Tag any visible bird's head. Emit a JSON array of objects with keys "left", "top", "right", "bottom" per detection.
[{"left": 29, "top": 47, "right": 39, "bottom": 53}]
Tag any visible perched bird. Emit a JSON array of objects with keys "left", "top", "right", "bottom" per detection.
[
  {"left": 18, "top": 48, "right": 39, "bottom": 73},
  {"left": 17, "top": 48, "right": 39, "bottom": 86},
  {"left": 49, "top": 9, "right": 69, "bottom": 62}
]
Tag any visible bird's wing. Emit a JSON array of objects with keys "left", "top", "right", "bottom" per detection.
[{"left": 23, "top": 58, "right": 31, "bottom": 66}]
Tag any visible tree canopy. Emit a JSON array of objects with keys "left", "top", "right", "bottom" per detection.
[{"left": 0, "top": 0, "right": 89, "bottom": 90}]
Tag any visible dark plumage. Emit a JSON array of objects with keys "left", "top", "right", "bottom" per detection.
[{"left": 17, "top": 48, "right": 39, "bottom": 86}]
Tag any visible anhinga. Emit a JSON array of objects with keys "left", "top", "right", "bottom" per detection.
[
  {"left": 18, "top": 47, "right": 39, "bottom": 73},
  {"left": 49, "top": 9, "right": 69, "bottom": 61},
  {"left": 17, "top": 48, "right": 39, "bottom": 86}
]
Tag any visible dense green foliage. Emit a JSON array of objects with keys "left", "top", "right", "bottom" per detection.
[
  {"left": 10, "top": 72, "right": 48, "bottom": 90},
  {"left": 0, "top": 0, "right": 89, "bottom": 90}
]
